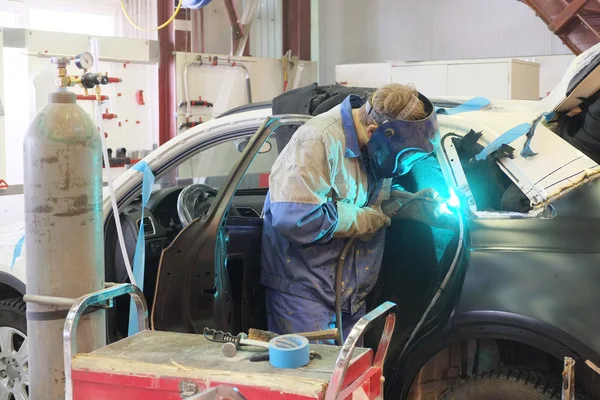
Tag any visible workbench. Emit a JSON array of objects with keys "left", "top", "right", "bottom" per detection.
[{"left": 71, "top": 330, "right": 380, "bottom": 399}]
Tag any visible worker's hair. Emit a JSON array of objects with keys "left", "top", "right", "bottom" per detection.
[{"left": 358, "top": 83, "right": 428, "bottom": 125}]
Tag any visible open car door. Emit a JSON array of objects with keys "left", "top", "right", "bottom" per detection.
[{"left": 151, "top": 115, "right": 309, "bottom": 334}]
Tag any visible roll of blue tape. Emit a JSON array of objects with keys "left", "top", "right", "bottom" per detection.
[{"left": 268, "top": 334, "right": 310, "bottom": 369}]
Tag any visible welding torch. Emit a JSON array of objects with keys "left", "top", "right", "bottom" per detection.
[{"left": 334, "top": 190, "right": 459, "bottom": 345}]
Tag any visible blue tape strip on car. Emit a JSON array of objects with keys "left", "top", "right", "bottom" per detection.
[
  {"left": 268, "top": 334, "right": 310, "bottom": 369},
  {"left": 11, "top": 235, "right": 24, "bottom": 270},
  {"left": 435, "top": 97, "right": 490, "bottom": 116},
  {"left": 475, "top": 123, "right": 533, "bottom": 161},
  {"left": 128, "top": 161, "right": 155, "bottom": 335},
  {"left": 521, "top": 112, "right": 556, "bottom": 159}
]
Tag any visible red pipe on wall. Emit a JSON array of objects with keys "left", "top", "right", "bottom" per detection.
[
  {"left": 157, "top": 1, "right": 177, "bottom": 145},
  {"left": 77, "top": 95, "right": 109, "bottom": 101},
  {"left": 282, "top": 0, "right": 311, "bottom": 60}
]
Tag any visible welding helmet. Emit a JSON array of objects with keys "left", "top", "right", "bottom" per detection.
[{"left": 365, "top": 92, "right": 440, "bottom": 179}]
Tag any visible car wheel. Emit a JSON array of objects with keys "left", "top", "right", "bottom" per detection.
[
  {"left": 439, "top": 367, "right": 585, "bottom": 400},
  {"left": 0, "top": 298, "right": 28, "bottom": 400}
]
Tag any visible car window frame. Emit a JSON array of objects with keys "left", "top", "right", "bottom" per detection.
[
  {"left": 155, "top": 134, "right": 277, "bottom": 192},
  {"left": 203, "top": 114, "right": 311, "bottom": 221},
  {"left": 436, "top": 133, "right": 553, "bottom": 220},
  {"left": 101, "top": 110, "right": 273, "bottom": 221}
]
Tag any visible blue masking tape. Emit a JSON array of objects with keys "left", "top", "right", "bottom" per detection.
[
  {"left": 128, "top": 161, "right": 155, "bottom": 335},
  {"left": 521, "top": 112, "right": 555, "bottom": 159},
  {"left": 11, "top": 235, "right": 24, "bottom": 270},
  {"left": 269, "top": 334, "right": 310, "bottom": 369},
  {"left": 475, "top": 123, "right": 532, "bottom": 161},
  {"left": 544, "top": 112, "right": 556, "bottom": 122},
  {"left": 436, "top": 97, "right": 490, "bottom": 116}
]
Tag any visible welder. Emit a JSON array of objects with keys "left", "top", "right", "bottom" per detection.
[{"left": 261, "top": 83, "right": 444, "bottom": 342}]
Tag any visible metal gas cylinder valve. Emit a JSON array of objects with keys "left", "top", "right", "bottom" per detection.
[
  {"left": 81, "top": 73, "right": 109, "bottom": 89},
  {"left": 51, "top": 56, "right": 77, "bottom": 88},
  {"left": 51, "top": 53, "right": 110, "bottom": 90}
]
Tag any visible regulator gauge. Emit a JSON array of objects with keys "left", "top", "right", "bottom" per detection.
[{"left": 74, "top": 52, "right": 94, "bottom": 70}]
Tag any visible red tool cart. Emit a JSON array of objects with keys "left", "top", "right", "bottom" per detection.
[{"left": 64, "top": 284, "right": 397, "bottom": 400}]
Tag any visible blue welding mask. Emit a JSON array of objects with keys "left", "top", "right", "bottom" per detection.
[{"left": 365, "top": 92, "right": 440, "bottom": 179}]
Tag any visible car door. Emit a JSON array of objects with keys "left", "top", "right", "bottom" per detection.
[{"left": 151, "top": 115, "right": 309, "bottom": 335}]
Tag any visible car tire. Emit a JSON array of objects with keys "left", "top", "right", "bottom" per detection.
[
  {"left": 439, "top": 367, "right": 586, "bottom": 400},
  {"left": 0, "top": 297, "right": 29, "bottom": 399}
]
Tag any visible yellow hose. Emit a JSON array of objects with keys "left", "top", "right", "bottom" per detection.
[{"left": 120, "top": 0, "right": 183, "bottom": 32}]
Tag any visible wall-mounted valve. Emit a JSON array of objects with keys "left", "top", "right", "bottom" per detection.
[
  {"left": 80, "top": 73, "right": 109, "bottom": 89},
  {"left": 179, "top": 120, "right": 203, "bottom": 130},
  {"left": 179, "top": 100, "right": 214, "bottom": 108}
]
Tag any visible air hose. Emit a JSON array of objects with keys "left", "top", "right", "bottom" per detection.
[
  {"left": 334, "top": 196, "right": 455, "bottom": 346},
  {"left": 90, "top": 38, "right": 136, "bottom": 286},
  {"left": 399, "top": 213, "right": 464, "bottom": 358},
  {"left": 334, "top": 237, "right": 356, "bottom": 345}
]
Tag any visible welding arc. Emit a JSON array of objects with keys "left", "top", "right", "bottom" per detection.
[{"left": 120, "top": 0, "right": 182, "bottom": 32}]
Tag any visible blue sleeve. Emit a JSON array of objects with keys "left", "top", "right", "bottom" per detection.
[{"left": 270, "top": 201, "right": 338, "bottom": 246}]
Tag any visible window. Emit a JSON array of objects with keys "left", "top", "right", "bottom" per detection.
[
  {"left": 3, "top": 47, "right": 28, "bottom": 184},
  {"left": 154, "top": 131, "right": 291, "bottom": 192},
  {"left": 30, "top": 8, "right": 115, "bottom": 36},
  {"left": 0, "top": 11, "right": 16, "bottom": 28}
]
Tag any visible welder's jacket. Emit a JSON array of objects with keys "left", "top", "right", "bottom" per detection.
[{"left": 261, "top": 95, "right": 391, "bottom": 314}]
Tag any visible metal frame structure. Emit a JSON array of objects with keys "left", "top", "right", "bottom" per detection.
[
  {"left": 158, "top": 0, "right": 177, "bottom": 145},
  {"left": 182, "top": 55, "right": 252, "bottom": 117},
  {"left": 522, "top": 0, "right": 600, "bottom": 55},
  {"left": 62, "top": 283, "right": 148, "bottom": 400},
  {"left": 282, "top": 0, "right": 311, "bottom": 60},
  {"left": 223, "top": 0, "right": 259, "bottom": 56},
  {"left": 325, "top": 301, "right": 396, "bottom": 400}
]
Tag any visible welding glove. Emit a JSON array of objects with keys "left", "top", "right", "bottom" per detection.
[
  {"left": 334, "top": 203, "right": 391, "bottom": 241},
  {"left": 382, "top": 188, "right": 458, "bottom": 231}
]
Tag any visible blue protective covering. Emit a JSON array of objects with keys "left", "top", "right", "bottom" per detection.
[
  {"left": 128, "top": 161, "right": 155, "bottom": 335},
  {"left": 521, "top": 112, "right": 556, "bottom": 158},
  {"left": 10, "top": 235, "right": 24, "bottom": 269},
  {"left": 474, "top": 123, "right": 533, "bottom": 161},
  {"left": 435, "top": 97, "right": 490, "bottom": 116},
  {"left": 366, "top": 94, "right": 440, "bottom": 179},
  {"left": 182, "top": 0, "right": 212, "bottom": 9}
]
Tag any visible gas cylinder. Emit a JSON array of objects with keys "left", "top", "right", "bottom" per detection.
[{"left": 23, "top": 57, "right": 105, "bottom": 399}]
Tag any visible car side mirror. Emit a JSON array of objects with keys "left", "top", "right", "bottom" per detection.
[{"left": 234, "top": 138, "right": 272, "bottom": 154}]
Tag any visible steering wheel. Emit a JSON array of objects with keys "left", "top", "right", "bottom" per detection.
[{"left": 177, "top": 184, "right": 240, "bottom": 227}]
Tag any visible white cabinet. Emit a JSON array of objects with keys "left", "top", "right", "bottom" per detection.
[
  {"left": 335, "top": 63, "right": 392, "bottom": 88},
  {"left": 447, "top": 62, "right": 510, "bottom": 98},
  {"left": 336, "top": 58, "right": 540, "bottom": 100},
  {"left": 390, "top": 64, "right": 450, "bottom": 97}
]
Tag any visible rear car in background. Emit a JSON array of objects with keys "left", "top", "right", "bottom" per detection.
[{"left": 2, "top": 44, "right": 600, "bottom": 399}]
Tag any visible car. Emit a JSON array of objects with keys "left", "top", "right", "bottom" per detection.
[{"left": 3, "top": 44, "right": 600, "bottom": 399}]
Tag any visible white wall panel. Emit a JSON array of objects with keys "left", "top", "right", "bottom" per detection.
[
  {"left": 197, "top": 0, "right": 281, "bottom": 58},
  {"left": 249, "top": 0, "right": 282, "bottom": 58},
  {"left": 319, "top": 0, "right": 572, "bottom": 84},
  {"left": 0, "top": 30, "right": 5, "bottom": 182},
  {"left": 200, "top": 0, "right": 240, "bottom": 55}
]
